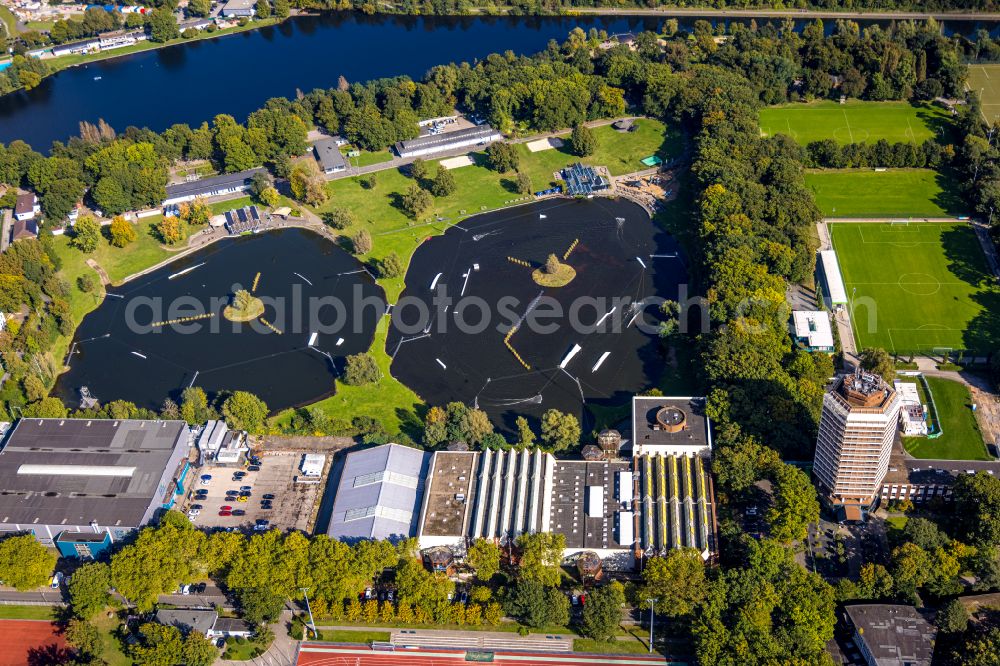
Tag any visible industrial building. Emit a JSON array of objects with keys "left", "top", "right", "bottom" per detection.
[
  {"left": 415, "top": 410, "right": 717, "bottom": 569},
  {"left": 0, "top": 418, "right": 192, "bottom": 546},
  {"left": 394, "top": 125, "right": 502, "bottom": 159},
  {"left": 195, "top": 420, "right": 247, "bottom": 464},
  {"left": 162, "top": 167, "right": 266, "bottom": 207},
  {"left": 631, "top": 396, "right": 712, "bottom": 457},
  {"left": 791, "top": 310, "right": 835, "bottom": 353},
  {"left": 813, "top": 371, "right": 901, "bottom": 521},
  {"left": 313, "top": 138, "right": 349, "bottom": 174},
  {"left": 328, "top": 444, "right": 431, "bottom": 542}
]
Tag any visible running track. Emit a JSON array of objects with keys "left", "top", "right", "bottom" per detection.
[
  {"left": 296, "top": 644, "right": 674, "bottom": 666},
  {"left": 0, "top": 619, "right": 69, "bottom": 666}
]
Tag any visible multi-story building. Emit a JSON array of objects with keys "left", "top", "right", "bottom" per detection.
[{"left": 813, "top": 370, "right": 901, "bottom": 521}]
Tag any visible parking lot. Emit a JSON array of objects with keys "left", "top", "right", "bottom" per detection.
[{"left": 184, "top": 453, "right": 328, "bottom": 532}]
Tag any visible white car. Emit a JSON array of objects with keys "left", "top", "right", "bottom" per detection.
[{"left": 180, "top": 584, "right": 191, "bottom": 595}]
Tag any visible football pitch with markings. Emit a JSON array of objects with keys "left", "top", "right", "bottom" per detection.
[
  {"left": 759, "top": 100, "right": 950, "bottom": 145},
  {"left": 968, "top": 63, "right": 1000, "bottom": 124},
  {"left": 829, "top": 222, "right": 1000, "bottom": 354}
]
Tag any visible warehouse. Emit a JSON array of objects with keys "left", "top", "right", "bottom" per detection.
[
  {"left": 328, "top": 444, "right": 431, "bottom": 542},
  {"left": 0, "top": 419, "right": 192, "bottom": 546},
  {"left": 394, "top": 125, "right": 502, "bottom": 159},
  {"left": 162, "top": 168, "right": 266, "bottom": 207}
]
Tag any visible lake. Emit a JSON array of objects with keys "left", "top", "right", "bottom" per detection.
[
  {"left": 53, "top": 228, "right": 385, "bottom": 413},
  {"left": 2, "top": 11, "right": 997, "bottom": 150}
]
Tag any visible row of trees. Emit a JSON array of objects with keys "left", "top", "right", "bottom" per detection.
[{"left": 422, "top": 402, "right": 582, "bottom": 452}]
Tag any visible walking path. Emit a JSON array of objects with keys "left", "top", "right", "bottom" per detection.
[
  {"left": 568, "top": 6, "right": 1000, "bottom": 19},
  {"left": 314, "top": 625, "right": 576, "bottom": 653}
]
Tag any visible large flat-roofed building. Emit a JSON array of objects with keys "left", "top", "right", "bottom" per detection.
[
  {"left": 416, "top": 445, "right": 717, "bottom": 568},
  {"left": 328, "top": 444, "right": 431, "bottom": 542},
  {"left": 313, "top": 138, "right": 349, "bottom": 174},
  {"left": 844, "top": 604, "right": 935, "bottom": 666},
  {"left": 221, "top": 0, "right": 256, "bottom": 16},
  {"left": 631, "top": 396, "right": 712, "bottom": 457},
  {"left": 814, "top": 371, "right": 901, "bottom": 520},
  {"left": 792, "top": 310, "right": 835, "bottom": 353},
  {"left": 163, "top": 168, "right": 266, "bottom": 207},
  {"left": 0, "top": 419, "right": 192, "bottom": 545},
  {"left": 394, "top": 125, "right": 502, "bottom": 159}
]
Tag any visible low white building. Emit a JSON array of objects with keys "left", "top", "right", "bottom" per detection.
[
  {"left": 894, "top": 381, "right": 928, "bottom": 437},
  {"left": 14, "top": 193, "right": 39, "bottom": 222},
  {"left": 300, "top": 453, "right": 325, "bottom": 477},
  {"left": 195, "top": 420, "right": 248, "bottom": 463},
  {"left": 792, "top": 310, "right": 835, "bottom": 353}
]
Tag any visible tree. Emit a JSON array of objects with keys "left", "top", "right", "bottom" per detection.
[
  {"left": 954, "top": 471, "right": 1000, "bottom": 547},
  {"left": 239, "top": 587, "right": 285, "bottom": 626},
  {"left": 410, "top": 158, "right": 429, "bottom": 181},
  {"left": 399, "top": 184, "right": 432, "bottom": 219},
  {"left": 638, "top": 548, "right": 706, "bottom": 618},
  {"left": 289, "top": 160, "right": 327, "bottom": 205},
  {"left": 68, "top": 562, "right": 112, "bottom": 619},
  {"left": 515, "top": 416, "right": 535, "bottom": 448},
  {"left": 343, "top": 353, "right": 380, "bottom": 385},
  {"left": 180, "top": 386, "right": 216, "bottom": 424},
  {"left": 516, "top": 171, "right": 532, "bottom": 195},
  {"left": 430, "top": 167, "right": 456, "bottom": 197},
  {"left": 569, "top": 124, "right": 596, "bottom": 157},
  {"left": 65, "top": 619, "right": 102, "bottom": 660},
  {"left": 108, "top": 215, "right": 137, "bottom": 247},
  {"left": 23, "top": 397, "right": 68, "bottom": 419},
  {"left": 713, "top": 438, "right": 780, "bottom": 495},
  {"left": 0, "top": 534, "right": 56, "bottom": 591},
  {"left": 71, "top": 216, "right": 101, "bottom": 253},
  {"left": 859, "top": 347, "right": 895, "bottom": 383},
  {"left": 467, "top": 539, "right": 501, "bottom": 582},
  {"left": 376, "top": 252, "right": 405, "bottom": 279},
  {"left": 222, "top": 391, "right": 269, "bottom": 433},
  {"left": 515, "top": 532, "right": 565, "bottom": 587},
  {"left": 77, "top": 273, "right": 96, "bottom": 293},
  {"left": 273, "top": 0, "right": 290, "bottom": 18},
  {"left": 767, "top": 463, "right": 820, "bottom": 543},
  {"left": 423, "top": 406, "right": 447, "bottom": 447},
  {"left": 486, "top": 142, "right": 519, "bottom": 172},
  {"left": 156, "top": 215, "right": 184, "bottom": 245},
  {"left": 187, "top": 0, "right": 211, "bottom": 16},
  {"left": 351, "top": 229, "right": 372, "bottom": 255},
  {"left": 323, "top": 207, "right": 354, "bottom": 230},
  {"left": 938, "top": 598, "right": 970, "bottom": 634},
  {"left": 581, "top": 582, "right": 625, "bottom": 642},
  {"left": 148, "top": 9, "right": 179, "bottom": 42},
  {"left": 506, "top": 580, "right": 568, "bottom": 628},
  {"left": 129, "top": 623, "right": 185, "bottom": 665},
  {"left": 539, "top": 409, "right": 580, "bottom": 452},
  {"left": 255, "top": 0, "right": 271, "bottom": 19},
  {"left": 259, "top": 186, "right": 280, "bottom": 207},
  {"left": 461, "top": 408, "right": 493, "bottom": 446}
]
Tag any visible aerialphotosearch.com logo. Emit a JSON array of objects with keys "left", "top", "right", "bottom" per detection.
[{"left": 121, "top": 284, "right": 716, "bottom": 338}]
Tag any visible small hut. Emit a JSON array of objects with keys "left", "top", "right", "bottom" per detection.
[
  {"left": 581, "top": 445, "right": 604, "bottom": 461},
  {"left": 576, "top": 551, "right": 603, "bottom": 582},
  {"left": 422, "top": 546, "right": 456, "bottom": 575},
  {"left": 597, "top": 429, "right": 623, "bottom": 458}
]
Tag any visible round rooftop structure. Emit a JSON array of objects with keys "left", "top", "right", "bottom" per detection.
[
  {"left": 597, "top": 429, "right": 622, "bottom": 454},
  {"left": 655, "top": 406, "right": 687, "bottom": 432}
]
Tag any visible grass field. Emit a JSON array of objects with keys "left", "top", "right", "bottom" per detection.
[
  {"left": 314, "top": 629, "right": 392, "bottom": 643},
  {"left": 903, "top": 376, "right": 989, "bottom": 460},
  {"left": 342, "top": 148, "right": 394, "bottom": 167},
  {"left": 829, "top": 222, "right": 1000, "bottom": 354},
  {"left": 273, "top": 119, "right": 676, "bottom": 433},
  {"left": 759, "top": 100, "right": 951, "bottom": 145},
  {"left": 805, "top": 168, "right": 964, "bottom": 218},
  {"left": 0, "top": 6, "right": 16, "bottom": 39},
  {"left": 968, "top": 63, "right": 1000, "bottom": 124},
  {"left": 0, "top": 605, "right": 57, "bottom": 620}
]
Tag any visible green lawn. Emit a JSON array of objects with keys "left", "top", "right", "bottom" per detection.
[
  {"left": 806, "top": 168, "right": 964, "bottom": 218},
  {"left": 273, "top": 119, "right": 675, "bottom": 433},
  {"left": 0, "top": 605, "right": 58, "bottom": 620},
  {"left": 903, "top": 376, "right": 989, "bottom": 461},
  {"left": 342, "top": 147, "right": 394, "bottom": 167},
  {"left": 759, "top": 100, "right": 951, "bottom": 145},
  {"left": 92, "top": 613, "right": 130, "bottom": 666},
  {"left": 0, "top": 5, "right": 17, "bottom": 38},
  {"left": 315, "top": 629, "right": 391, "bottom": 643},
  {"left": 968, "top": 64, "right": 1000, "bottom": 124},
  {"left": 575, "top": 638, "right": 651, "bottom": 654},
  {"left": 829, "top": 222, "right": 1000, "bottom": 354}
]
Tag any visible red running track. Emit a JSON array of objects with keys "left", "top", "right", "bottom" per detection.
[
  {"left": 0, "top": 620, "right": 71, "bottom": 666},
  {"left": 296, "top": 643, "right": 671, "bottom": 666}
]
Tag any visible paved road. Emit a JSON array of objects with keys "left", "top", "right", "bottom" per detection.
[{"left": 0, "top": 589, "right": 66, "bottom": 605}]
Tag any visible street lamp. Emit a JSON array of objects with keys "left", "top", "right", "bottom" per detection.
[
  {"left": 646, "top": 597, "right": 658, "bottom": 654},
  {"left": 300, "top": 587, "right": 317, "bottom": 640}
]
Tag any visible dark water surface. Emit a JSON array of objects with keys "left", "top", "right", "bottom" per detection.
[
  {"left": 2, "top": 12, "right": 998, "bottom": 150},
  {"left": 387, "top": 197, "right": 685, "bottom": 433},
  {"left": 54, "top": 228, "right": 384, "bottom": 412}
]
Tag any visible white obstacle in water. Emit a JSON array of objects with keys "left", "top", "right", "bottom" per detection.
[
  {"left": 430, "top": 273, "right": 443, "bottom": 290},
  {"left": 336, "top": 338, "right": 344, "bottom": 346},
  {"left": 436, "top": 358, "right": 447, "bottom": 369},
  {"left": 594, "top": 307, "right": 616, "bottom": 328},
  {"left": 130, "top": 351, "right": 147, "bottom": 359},
  {"left": 592, "top": 351, "right": 611, "bottom": 373},
  {"left": 636, "top": 256, "right": 647, "bottom": 269},
  {"left": 168, "top": 262, "right": 205, "bottom": 280},
  {"left": 559, "top": 343, "right": 582, "bottom": 369},
  {"left": 308, "top": 332, "right": 318, "bottom": 346}
]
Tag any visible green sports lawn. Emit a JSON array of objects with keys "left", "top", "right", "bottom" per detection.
[
  {"left": 759, "top": 100, "right": 950, "bottom": 145},
  {"left": 805, "top": 168, "right": 964, "bottom": 218},
  {"left": 903, "top": 376, "right": 989, "bottom": 461},
  {"left": 968, "top": 63, "right": 1000, "bottom": 124},
  {"left": 829, "top": 222, "right": 1000, "bottom": 354}
]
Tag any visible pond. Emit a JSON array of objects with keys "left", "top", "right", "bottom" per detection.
[
  {"left": 386, "top": 196, "right": 687, "bottom": 433},
  {"left": 53, "top": 228, "right": 385, "bottom": 412}
]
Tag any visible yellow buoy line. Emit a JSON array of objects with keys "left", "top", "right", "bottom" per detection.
[
  {"left": 258, "top": 317, "right": 283, "bottom": 334},
  {"left": 150, "top": 312, "right": 215, "bottom": 328},
  {"left": 251, "top": 272, "right": 261, "bottom": 293},
  {"left": 503, "top": 326, "right": 530, "bottom": 370},
  {"left": 563, "top": 238, "right": 579, "bottom": 260}
]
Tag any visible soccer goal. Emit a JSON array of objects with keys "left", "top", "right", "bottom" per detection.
[{"left": 890, "top": 219, "right": 910, "bottom": 226}]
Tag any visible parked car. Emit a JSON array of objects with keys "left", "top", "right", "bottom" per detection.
[
  {"left": 262, "top": 494, "right": 275, "bottom": 500},
  {"left": 50, "top": 572, "right": 63, "bottom": 589},
  {"left": 195, "top": 583, "right": 207, "bottom": 593},
  {"left": 180, "top": 584, "right": 191, "bottom": 595},
  {"left": 226, "top": 489, "right": 239, "bottom": 496},
  {"left": 232, "top": 509, "right": 246, "bottom": 516},
  {"left": 187, "top": 509, "right": 200, "bottom": 517},
  {"left": 219, "top": 511, "right": 232, "bottom": 517},
  {"left": 248, "top": 465, "right": 261, "bottom": 472},
  {"left": 220, "top": 505, "right": 233, "bottom": 511},
  {"left": 239, "top": 486, "right": 252, "bottom": 491},
  {"left": 254, "top": 520, "right": 269, "bottom": 531},
  {"left": 200, "top": 475, "right": 212, "bottom": 485},
  {"left": 364, "top": 588, "right": 373, "bottom": 600},
  {"left": 237, "top": 496, "right": 248, "bottom": 503}
]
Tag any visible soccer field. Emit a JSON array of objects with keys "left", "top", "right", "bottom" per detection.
[
  {"left": 759, "top": 100, "right": 950, "bottom": 145},
  {"left": 968, "top": 64, "right": 1000, "bottom": 124},
  {"left": 830, "top": 222, "right": 1000, "bottom": 354},
  {"left": 805, "top": 168, "right": 964, "bottom": 218}
]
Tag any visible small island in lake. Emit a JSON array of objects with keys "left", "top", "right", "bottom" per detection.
[{"left": 223, "top": 289, "right": 265, "bottom": 322}]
